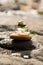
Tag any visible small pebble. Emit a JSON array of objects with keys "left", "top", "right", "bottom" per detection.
[
  {"left": 11, "top": 53, "right": 21, "bottom": 57},
  {"left": 23, "top": 55, "right": 29, "bottom": 59}
]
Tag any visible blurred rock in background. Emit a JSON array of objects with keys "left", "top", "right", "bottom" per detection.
[
  {"left": 0, "top": 0, "right": 43, "bottom": 11},
  {"left": 0, "top": 0, "right": 19, "bottom": 11},
  {"left": 0, "top": 0, "right": 41, "bottom": 11},
  {"left": 38, "top": 0, "right": 43, "bottom": 9},
  {"left": 32, "top": 0, "right": 40, "bottom": 9},
  {"left": 18, "top": 0, "right": 32, "bottom": 11}
]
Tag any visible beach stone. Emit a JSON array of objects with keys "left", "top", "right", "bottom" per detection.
[
  {"left": 0, "top": 54, "right": 12, "bottom": 65},
  {"left": 31, "top": 47, "right": 43, "bottom": 61},
  {"left": 0, "top": 0, "right": 18, "bottom": 11},
  {"left": 27, "top": 58, "right": 43, "bottom": 65},
  {"left": 7, "top": 55, "right": 43, "bottom": 65},
  {"left": 0, "top": 54, "right": 43, "bottom": 65}
]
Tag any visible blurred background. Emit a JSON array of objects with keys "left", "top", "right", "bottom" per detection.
[
  {"left": 0, "top": 0, "right": 43, "bottom": 32},
  {"left": 0, "top": 0, "right": 42, "bottom": 11}
]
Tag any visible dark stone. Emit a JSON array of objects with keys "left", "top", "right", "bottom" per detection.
[
  {"left": 0, "top": 25, "right": 15, "bottom": 31},
  {"left": 0, "top": 39, "right": 35, "bottom": 51}
]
